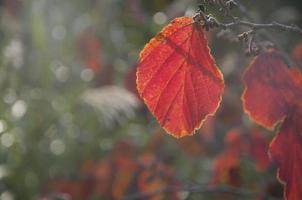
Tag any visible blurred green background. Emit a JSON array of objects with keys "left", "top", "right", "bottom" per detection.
[{"left": 0, "top": 0, "right": 301, "bottom": 199}]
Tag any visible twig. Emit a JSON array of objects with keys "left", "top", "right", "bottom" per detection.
[
  {"left": 219, "top": 20, "right": 302, "bottom": 34},
  {"left": 196, "top": 6, "right": 302, "bottom": 35},
  {"left": 230, "top": 0, "right": 299, "bottom": 67},
  {"left": 122, "top": 185, "right": 282, "bottom": 200},
  {"left": 201, "top": 0, "right": 302, "bottom": 34},
  {"left": 200, "top": 0, "right": 301, "bottom": 66}
]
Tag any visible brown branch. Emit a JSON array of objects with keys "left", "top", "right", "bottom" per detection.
[{"left": 122, "top": 185, "right": 282, "bottom": 200}]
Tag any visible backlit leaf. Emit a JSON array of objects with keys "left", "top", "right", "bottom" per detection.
[
  {"left": 270, "top": 105, "right": 302, "bottom": 200},
  {"left": 292, "top": 42, "right": 302, "bottom": 65},
  {"left": 137, "top": 17, "right": 224, "bottom": 138},
  {"left": 242, "top": 49, "right": 297, "bottom": 129},
  {"left": 242, "top": 48, "right": 302, "bottom": 200}
]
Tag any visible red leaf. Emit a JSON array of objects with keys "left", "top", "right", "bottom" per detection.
[
  {"left": 136, "top": 17, "right": 224, "bottom": 138},
  {"left": 290, "top": 67, "right": 302, "bottom": 87},
  {"left": 242, "top": 49, "right": 302, "bottom": 200},
  {"left": 269, "top": 106, "right": 302, "bottom": 200},
  {"left": 242, "top": 49, "right": 299, "bottom": 129},
  {"left": 292, "top": 42, "right": 302, "bottom": 65},
  {"left": 248, "top": 128, "right": 270, "bottom": 171}
]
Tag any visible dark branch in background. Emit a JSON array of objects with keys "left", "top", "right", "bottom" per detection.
[
  {"left": 122, "top": 185, "right": 282, "bottom": 200},
  {"left": 195, "top": 5, "right": 302, "bottom": 35},
  {"left": 220, "top": 20, "right": 302, "bottom": 34},
  {"left": 231, "top": 0, "right": 300, "bottom": 66},
  {"left": 198, "top": 0, "right": 302, "bottom": 58}
]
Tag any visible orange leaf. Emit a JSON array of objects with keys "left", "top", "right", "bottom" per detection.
[
  {"left": 136, "top": 17, "right": 224, "bottom": 138},
  {"left": 269, "top": 105, "right": 302, "bottom": 200},
  {"left": 290, "top": 67, "right": 302, "bottom": 87},
  {"left": 242, "top": 49, "right": 299, "bottom": 129}
]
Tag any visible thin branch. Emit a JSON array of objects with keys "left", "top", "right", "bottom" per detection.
[
  {"left": 230, "top": 0, "right": 299, "bottom": 66},
  {"left": 199, "top": 0, "right": 301, "bottom": 66},
  {"left": 122, "top": 185, "right": 282, "bottom": 200},
  {"left": 219, "top": 20, "right": 302, "bottom": 34},
  {"left": 248, "top": 34, "right": 254, "bottom": 52},
  {"left": 196, "top": 7, "right": 302, "bottom": 35}
]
